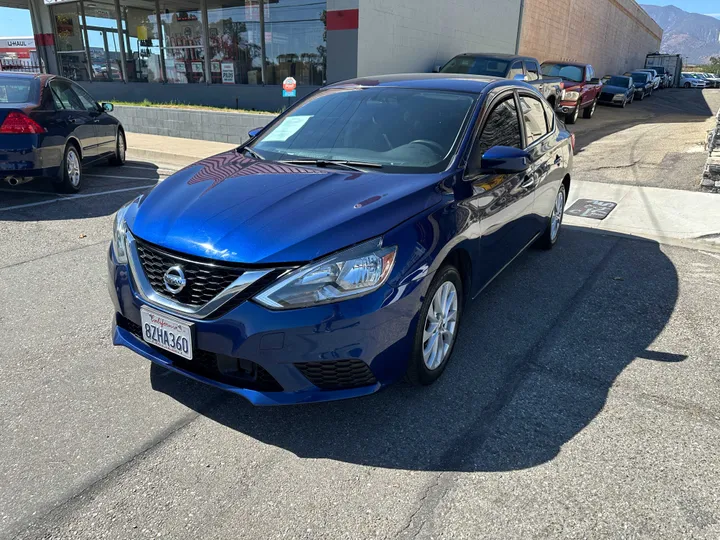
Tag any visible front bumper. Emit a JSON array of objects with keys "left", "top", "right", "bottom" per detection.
[
  {"left": 108, "top": 244, "right": 426, "bottom": 405},
  {"left": 557, "top": 101, "right": 578, "bottom": 114}
]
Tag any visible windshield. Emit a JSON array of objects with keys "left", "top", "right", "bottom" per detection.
[
  {"left": 653, "top": 67, "right": 666, "bottom": 75},
  {"left": 249, "top": 87, "right": 477, "bottom": 173},
  {"left": 0, "top": 78, "right": 32, "bottom": 103},
  {"left": 607, "top": 76, "right": 630, "bottom": 87},
  {"left": 440, "top": 56, "right": 510, "bottom": 77},
  {"left": 541, "top": 63, "right": 583, "bottom": 83},
  {"left": 631, "top": 73, "right": 649, "bottom": 83}
]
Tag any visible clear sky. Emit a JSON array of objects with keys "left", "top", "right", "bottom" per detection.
[{"left": 0, "top": 1, "right": 718, "bottom": 38}]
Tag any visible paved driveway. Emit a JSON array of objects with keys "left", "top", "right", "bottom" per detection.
[{"left": 1, "top": 108, "right": 719, "bottom": 539}]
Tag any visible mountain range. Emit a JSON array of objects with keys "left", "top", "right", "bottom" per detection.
[{"left": 640, "top": 4, "right": 720, "bottom": 64}]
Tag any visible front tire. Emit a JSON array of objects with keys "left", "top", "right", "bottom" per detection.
[
  {"left": 565, "top": 102, "right": 580, "bottom": 124},
  {"left": 406, "top": 265, "right": 463, "bottom": 386},
  {"left": 54, "top": 143, "right": 82, "bottom": 193},
  {"left": 536, "top": 184, "right": 566, "bottom": 250},
  {"left": 109, "top": 129, "right": 126, "bottom": 166},
  {"left": 684, "top": 82, "right": 691, "bottom": 89},
  {"left": 583, "top": 99, "right": 597, "bottom": 119}
]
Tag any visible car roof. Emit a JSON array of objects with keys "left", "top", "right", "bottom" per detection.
[
  {"left": 327, "top": 73, "right": 522, "bottom": 94},
  {"left": 449, "top": 53, "right": 536, "bottom": 62},
  {"left": 541, "top": 60, "right": 587, "bottom": 67}
]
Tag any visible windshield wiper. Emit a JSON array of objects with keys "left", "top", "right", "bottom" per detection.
[
  {"left": 279, "top": 159, "right": 383, "bottom": 172},
  {"left": 240, "top": 146, "right": 265, "bottom": 160}
]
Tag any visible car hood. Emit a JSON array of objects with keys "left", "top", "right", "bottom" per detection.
[
  {"left": 128, "top": 151, "right": 446, "bottom": 264},
  {"left": 602, "top": 84, "right": 629, "bottom": 93}
]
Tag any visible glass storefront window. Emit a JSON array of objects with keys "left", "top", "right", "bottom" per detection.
[
  {"left": 84, "top": 3, "right": 124, "bottom": 81},
  {"left": 122, "top": 5, "right": 164, "bottom": 82},
  {"left": 158, "top": 4, "right": 206, "bottom": 83},
  {"left": 264, "top": 0, "right": 326, "bottom": 86},
  {"left": 53, "top": 3, "right": 90, "bottom": 81},
  {"left": 206, "top": 0, "right": 263, "bottom": 85}
]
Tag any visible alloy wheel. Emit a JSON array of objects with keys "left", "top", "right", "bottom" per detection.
[
  {"left": 422, "top": 281, "right": 458, "bottom": 370},
  {"left": 67, "top": 149, "right": 81, "bottom": 187},
  {"left": 551, "top": 187, "right": 565, "bottom": 242}
]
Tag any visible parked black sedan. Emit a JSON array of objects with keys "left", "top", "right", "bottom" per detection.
[
  {"left": 0, "top": 72, "right": 125, "bottom": 193},
  {"left": 598, "top": 76, "right": 635, "bottom": 107},
  {"left": 626, "top": 72, "right": 653, "bottom": 101}
]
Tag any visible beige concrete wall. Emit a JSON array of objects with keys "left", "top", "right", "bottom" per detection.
[
  {"left": 357, "top": 0, "right": 522, "bottom": 77},
  {"left": 519, "top": 0, "right": 662, "bottom": 78}
]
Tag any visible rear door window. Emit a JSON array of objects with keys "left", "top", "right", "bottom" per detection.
[
  {"left": 0, "top": 79, "right": 32, "bottom": 103},
  {"left": 525, "top": 61, "right": 540, "bottom": 81},
  {"left": 518, "top": 95, "right": 549, "bottom": 146},
  {"left": 508, "top": 62, "right": 524, "bottom": 79}
]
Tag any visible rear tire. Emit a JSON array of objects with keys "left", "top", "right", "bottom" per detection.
[
  {"left": 109, "top": 129, "right": 126, "bottom": 166},
  {"left": 405, "top": 265, "right": 463, "bottom": 386},
  {"left": 54, "top": 143, "right": 82, "bottom": 194},
  {"left": 536, "top": 184, "right": 566, "bottom": 250}
]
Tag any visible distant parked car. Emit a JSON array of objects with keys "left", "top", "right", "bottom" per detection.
[
  {"left": 697, "top": 73, "right": 720, "bottom": 88},
  {"left": 598, "top": 76, "right": 635, "bottom": 107},
  {"left": 644, "top": 66, "right": 670, "bottom": 88},
  {"left": 636, "top": 69, "right": 661, "bottom": 90},
  {"left": 438, "top": 53, "right": 565, "bottom": 110},
  {"left": 627, "top": 72, "right": 654, "bottom": 100},
  {"left": 0, "top": 72, "right": 125, "bottom": 192},
  {"left": 541, "top": 61, "right": 603, "bottom": 124},
  {"left": 680, "top": 73, "right": 706, "bottom": 88}
]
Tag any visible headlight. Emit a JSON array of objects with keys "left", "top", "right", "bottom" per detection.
[
  {"left": 112, "top": 201, "right": 131, "bottom": 264},
  {"left": 613, "top": 94, "right": 625, "bottom": 100},
  {"left": 564, "top": 91, "right": 580, "bottom": 101},
  {"left": 254, "top": 238, "right": 397, "bottom": 309}
]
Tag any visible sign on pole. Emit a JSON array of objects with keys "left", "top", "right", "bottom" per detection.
[{"left": 282, "top": 76, "right": 297, "bottom": 98}]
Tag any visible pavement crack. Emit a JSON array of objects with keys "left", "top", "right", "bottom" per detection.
[
  {"left": 394, "top": 472, "right": 451, "bottom": 540},
  {"left": 584, "top": 159, "right": 643, "bottom": 172},
  {"left": 0, "top": 240, "right": 109, "bottom": 271}
]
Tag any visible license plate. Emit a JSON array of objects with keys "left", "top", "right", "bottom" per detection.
[{"left": 140, "top": 307, "right": 193, "bottom": 360}]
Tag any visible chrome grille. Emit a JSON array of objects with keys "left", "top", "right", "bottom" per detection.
[{"left": 135, "top": 239, "right": 244, "bottom": 307}]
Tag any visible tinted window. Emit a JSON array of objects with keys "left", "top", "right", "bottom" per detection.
[
  {"left": 541, "top": 99, "right": 556, "bottom": 130},
  {"left": 469, "top": 97, "right": 522, "bottom": 170},
  {"left": 72, "top": 83, "right": 99, "bottom": 113},
  {"left": 519, "top": 95, "right": 548, "bottom": 146},
  {"left": 631, "top": 73, "right": 649, "bottom": 84},
  {"left": 607, "top": 76, "right": 631, "bottom": 88},
  {"left": 49, "top": 80, "right": 82, "bottom": 110},
  {"left": 0, "top": 78, "right": 33, "bottom": 103},
  {"left": 542, "top": 63, "right": 584, "bottom": 83},
  {"left": 251, "top": 87, "right": 477, "bottom": 173},
  {"left": 508, "top": 62, "right": 524, "bottom": 79},
  {"left": 526, "top": 61, "right": 540, "bottom": 81},
  {"left": 440, "top": 56, "right": 510, "bottom": 77}
]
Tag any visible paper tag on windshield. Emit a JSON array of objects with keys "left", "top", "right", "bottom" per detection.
[{"left": 263, "top": 116, "right": 311, "bottom": 142}]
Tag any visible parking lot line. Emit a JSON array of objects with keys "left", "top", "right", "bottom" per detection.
[
  {"left": 0, "top": 188, "right": 71, "bottom": 197},
  {"left": 84, "top": 174, "right": 166, "bottom": 180},
  {"left": 0, "top": 185, "right": 156, "bottom": 213}
]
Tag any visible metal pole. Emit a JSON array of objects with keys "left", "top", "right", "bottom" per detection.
[
  {"left": 154, "top": 0, "right": 166, "bottom": 82},
  {"left": 28, "top": 0, "right": 49, "bottom": 73},
  {"left": 259, "top": 0, "right": 267, "bottom": 84},
  {"left": 515, "top": 0, "right": 525, "bottom": 55},
  {"left": 201, "top": 0, "right": 211, "bottom": 84},
  {"left": 79, "top": 0, "right": 93, "bottom": 80},
  {"left": 113, "top": 0, "right": 128, "bottom": 82}
]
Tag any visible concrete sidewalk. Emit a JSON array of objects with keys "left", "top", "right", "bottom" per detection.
[
  {"left": 126, "top": 131, "right": 236, "bottom": 166},
  {"left": 125, "top": 131, "right": 720, "bottom": 248}
]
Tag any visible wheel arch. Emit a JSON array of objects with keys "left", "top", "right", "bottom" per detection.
[
  {"left": 440, "top": 248, "right": 472, "bottom": 304},
  {"left": 66, "top": 136, "right": 82, "bottom": 160}
]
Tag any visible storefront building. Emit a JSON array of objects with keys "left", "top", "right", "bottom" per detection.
[{"left": 21, "top": 0, "right": 525, "bottom": 110}]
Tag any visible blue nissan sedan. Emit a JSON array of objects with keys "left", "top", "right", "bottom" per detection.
[
  {"left": 0, "top": 72, "right": 125, "bottom": 192},
  {"left": 109, "top": 74, "right": 574, "bottom": 405}
]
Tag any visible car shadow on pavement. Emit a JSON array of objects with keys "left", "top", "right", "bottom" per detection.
[
  {"left": 0, "top": 160, "right": 162, "bottom": 221},
  {"left": 150, "top": 227, "right": 683, "bottom": 472}
]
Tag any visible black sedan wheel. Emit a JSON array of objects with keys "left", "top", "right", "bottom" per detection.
[
  {"left": 54, "top": 143, "right": 82, "bottom": 194},
  {"left": 109, "top": 129, "right": 126, "bottom": 166},
  {"left": 405, "top": 265, "right": 463, "bottom": 386}
]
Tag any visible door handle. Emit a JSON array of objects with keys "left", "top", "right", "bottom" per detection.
[
  {"left": 67, "top": 116, "right": 76, "bottom": 124},
  {"left": 554, "top": 155, "right": 562, "bottom": 166},
  {"left": 520, "top": 174, "right": 538, "bottom": 189}
]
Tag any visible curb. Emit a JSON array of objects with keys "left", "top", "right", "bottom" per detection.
[
  {"left": 702, "top": 108, "right": 720, "bottom": 190},
  {"left": 126, "top": 147, "right": 228, "bottom": 168}
]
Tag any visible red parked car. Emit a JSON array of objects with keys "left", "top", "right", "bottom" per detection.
[{"left": 541, "top": 62, "right": 603, "bottom": 124}]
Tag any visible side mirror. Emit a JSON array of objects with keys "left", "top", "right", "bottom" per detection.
[
  {"left": 513, "top": 73, "right": 528, "bottom": 81},
  {"left": 479, "top": 146, "right": 531, "bottom": 174},
  {"left": 432, "top": 65, "right": 442, "bottom": 73},
  {"left": 248, "top": 127, "right": 264, "bottom": 138},
  {"left": 101, "top": 102, "right": 114, "bottom": 112}
]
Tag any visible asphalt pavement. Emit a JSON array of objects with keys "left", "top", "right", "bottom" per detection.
[{"left": 1, "top": 89, "right": 720, "bottom": 539}]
